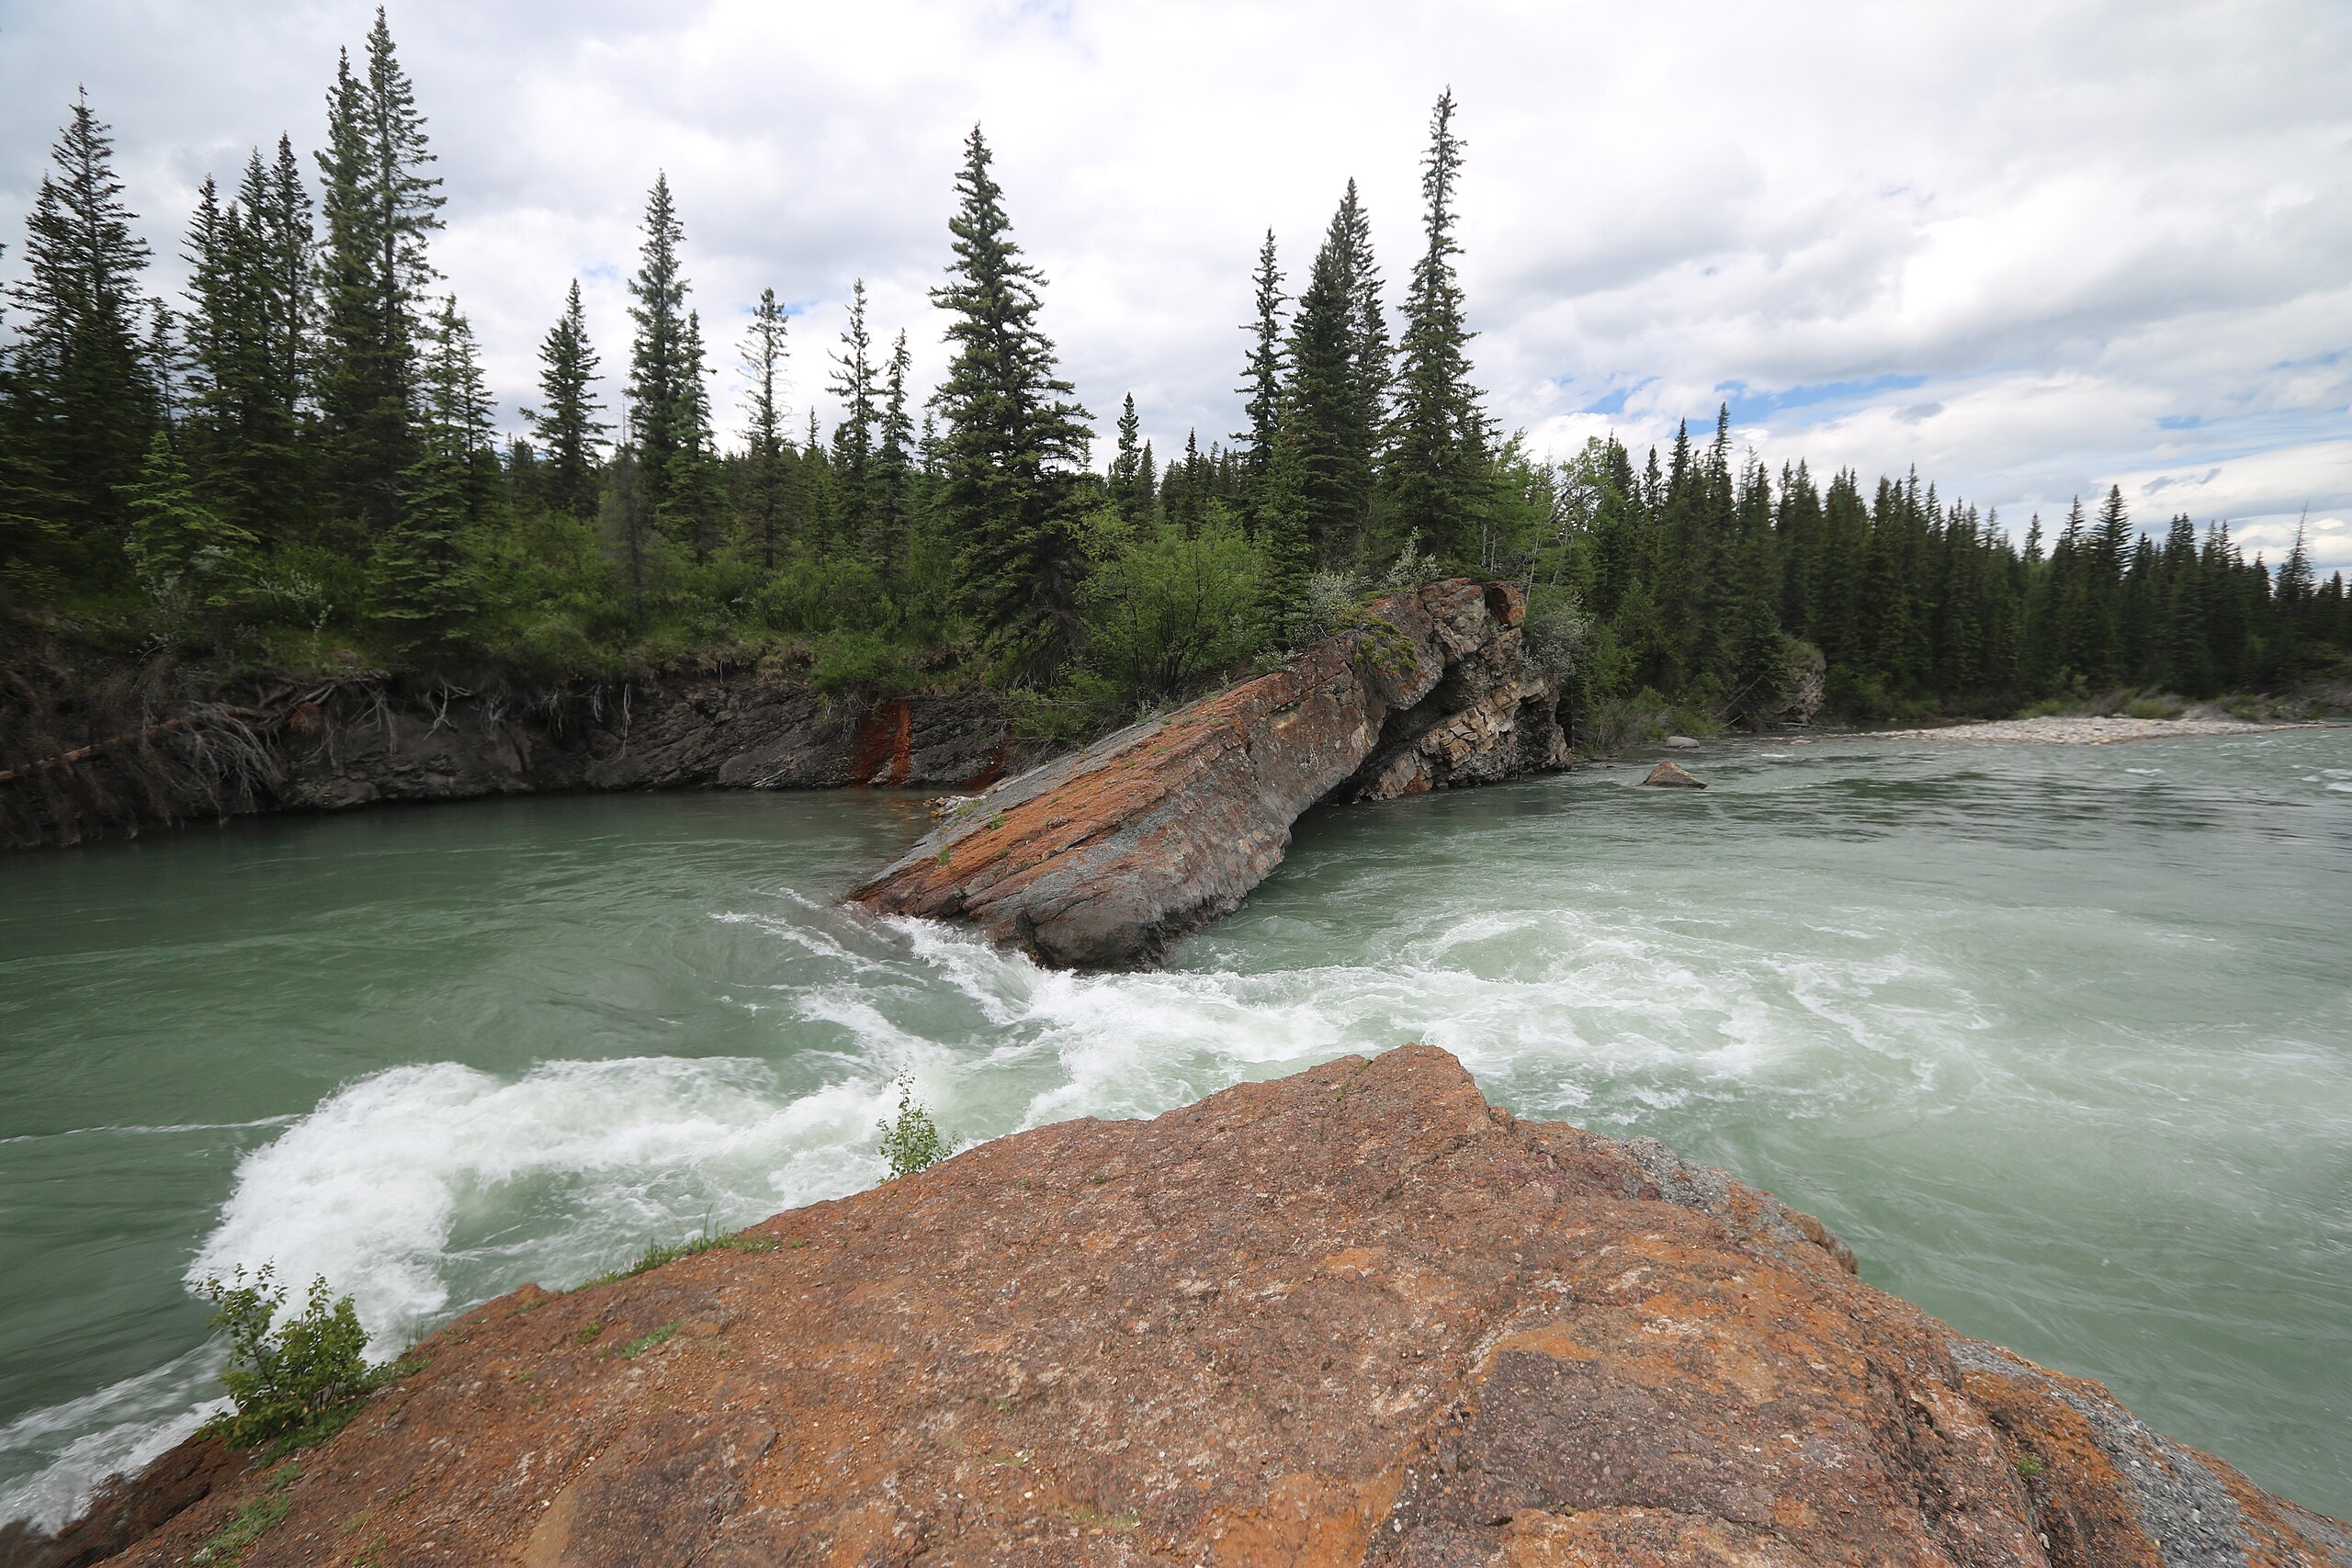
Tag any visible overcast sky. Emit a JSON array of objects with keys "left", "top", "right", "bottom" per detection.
[{"left": 4, "top": 0, "right": 2348, "bottom": 574}]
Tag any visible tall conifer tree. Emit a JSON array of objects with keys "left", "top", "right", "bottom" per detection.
[
  {"left": 872, "top": 330, "right": 916, "bottom": 571},
  {"left": 1389, "top": 88, "right": 1487, "bottom": 565},
  {"left": 531, "top": 280, "right": 607, "bottom": 521},
  {"left": 929, "top": 125, "right": 1093, "bottom": 682},
  {"left": 828, "top": 278, "right": 878, "bottom": 548},
  {"left": 625, "top": 174, "right": 692, "bottom": 522},
  {"left": 1110, "top": 393, "right": 1147, "bottom": 525},
  {"left": 1284, "top": 181, "right": 1387, "bottom": 570},
  {"left": 373, "top": 294, "right": 486, "bottom": 640},
  {"left": 661, "top": 308, "right": 720, "bottom": 562},
  {"left": 315, "top": 10, "right": 442, "bottom": 544},
  {"left": 1235, "top": 229, "right": 1285, "bottom": 513},
  {"left": 738, "top": 288, "right": 790, "bottom": 567},
  {"left": 6, "top": 90, "right": 160, "bottom": 571}
]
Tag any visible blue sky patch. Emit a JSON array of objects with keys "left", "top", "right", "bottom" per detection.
[{"left": 1718, "top": 373, "right": 1929, "bottom": 426}]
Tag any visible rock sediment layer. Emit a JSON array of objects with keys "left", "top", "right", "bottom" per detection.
[
  {"left": 1, "top": 629, "right": 1012, "bottom": 849},
  {"left": 851, "top": 579, "right": 1570, "bottom": 968},
  {"left": 51, "top": 1046, "right": 2349, "bottom": 1567}
]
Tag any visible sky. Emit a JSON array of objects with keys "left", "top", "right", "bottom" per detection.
[{"left": 3, "top": 0, "right": 2348, "bottom": 575}]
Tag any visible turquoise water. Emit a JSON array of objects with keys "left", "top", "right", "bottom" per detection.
[{"left": 2, "top": 729, "right": 2348, "bottom": 1528}]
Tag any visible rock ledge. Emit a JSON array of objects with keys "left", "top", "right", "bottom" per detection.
[{"left": 38, "top": 1045, "right": 2350, "bottom": 1567}]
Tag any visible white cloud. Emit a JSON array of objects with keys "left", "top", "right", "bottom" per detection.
[{"left": 3, "top": 0, "right": 2347, "bottom": 574}]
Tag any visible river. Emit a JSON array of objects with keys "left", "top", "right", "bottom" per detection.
[{"left": 2, "top": 728, "right": 2347, "bottom": 1529}]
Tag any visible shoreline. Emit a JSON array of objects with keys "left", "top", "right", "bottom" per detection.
[{"left": 1868, "top": 713, "right": 2326, "bottom": 745}]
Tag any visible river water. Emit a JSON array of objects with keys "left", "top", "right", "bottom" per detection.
[{"left": 2, "top": 729, "right": 2348, "bottom": 1529}]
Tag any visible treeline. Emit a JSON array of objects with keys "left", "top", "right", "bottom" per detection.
[
  {"left": 1534, "top": 420, "right": 2349, "bottom": 721},
  {"left": 2, "top": 10, "right": 2344, "bottom": 732}
]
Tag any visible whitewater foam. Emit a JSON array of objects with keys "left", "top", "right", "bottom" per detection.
[
  {"left": 0, "top": 1350, "right": 224, "bottom": 1535},
  {"left": 184, "top": 1055, "right": 906, "bottom": 1359}
]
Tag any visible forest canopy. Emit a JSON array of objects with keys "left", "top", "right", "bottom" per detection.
[{"left": 3, "top": 9, "right": 2345, "bottom": 734}]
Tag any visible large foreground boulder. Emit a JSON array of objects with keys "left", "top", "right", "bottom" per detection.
[
  {"left": 851, "top": 580, "right": 1570, "bottom": 968},
  {"left": 61, "top": 1046, "right": 2351, "bottom": 1567}
]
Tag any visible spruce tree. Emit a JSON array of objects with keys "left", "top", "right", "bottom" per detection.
[
  {"left": 239, "top": 139, "right": 315, "bottom": 541},
  {"left": 179, "top": 175, "right": 247, "bottom": 511},
  {"left": 799, "top": 407, "right": 836, "bottom": 555},
  {"left": 602, "top": 441, "right": 651, "bottom": 630},
  {"left": 625, "top": 174, "right": 692, "bottom": 522},
  {"left": 738, "top": 288, "right": 790, "bottom": 568},
  {"left": 929, "top": 125, "right": 1094, "bottom": 682},
  {"left": 1389, "top": 88, "right": 1487, "bottom": 566},
  {"left": 1285, "top": 181, "right": 1387, "bottom": 570},
  {"left": 872, "top": 329, "right": 917, "bottom": 571},
  {"left": 1775, "top": 459, "right": 1821, "bottom": 638},
  {"left": 828, "top": 278, "right": 879, "bottom": 551},
  {"left": 374, "top": 295, "right": 486, "bottom": 641},
  {"left": 124, "top": 428, "right": 256, "bottom": 604},
  {"left": 315, "top": 10, "right": 443, "bottom": 545},
  {"left": 1235, "top": 229, "right": 1285, "bottom": 513},
  {"left": 661, "top": 309, "right": 721, "bottom": 563},
  {"left": 259, "top": 136, "right": 315, "bottom": 424},
  {"left": 530, "top": 280, "right": 607, "bottom": 521},
  {"left": 1170, "top": 429, "right": 1206, "bottom": 535},
  {"left": 7, "top": 90, "right": 160, "bottom": 574},
  {"left": 1110, "top": 393, "right": 1147, "bottom": 525},
  {"left": 2157, "top": 513, "right": 2213, "bottom": 695},
  {"left": 1254, "top": 419, "right": 1314, "bottom": 643}
]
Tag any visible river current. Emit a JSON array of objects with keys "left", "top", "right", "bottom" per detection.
[{"left": 2, "top": 728, "right": 2348, "bottom": 1528}]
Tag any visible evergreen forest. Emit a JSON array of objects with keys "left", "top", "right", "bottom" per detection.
[{"left": 5, "top": 12, "right": 2346, "bottom": 740}]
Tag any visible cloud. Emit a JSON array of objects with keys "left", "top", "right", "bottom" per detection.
[{"left": 3, "top": 0, "right": 2348, "bottom": 575}]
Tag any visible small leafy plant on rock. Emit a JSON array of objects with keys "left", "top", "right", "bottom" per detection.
[
  {"left": 878, "top": 1073, "right": 956, "bottom": 1179},
  {"left": 196, "top": 1266, "right": 399, "bottom": 1451}
]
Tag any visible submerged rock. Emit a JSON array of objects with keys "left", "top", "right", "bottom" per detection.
[
  {"left": 852, "top": 579, "right": 1571, "bottom": 968},
  {"left": 1643, "top": 759, "right": 1706, "bottom": 788},
  {"left": 58, "top": 1046, "right": 2352, "bottom": 1567}
]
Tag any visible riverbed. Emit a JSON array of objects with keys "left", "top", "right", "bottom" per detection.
[{"left": 2, "top": 728, "right": 2347, "bottom": 1528}]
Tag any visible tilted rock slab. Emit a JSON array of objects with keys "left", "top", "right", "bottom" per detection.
[
  {"left": 851, "top": 579, "right": 1570, "bottom": 968},
  {"left": 73, "top": 1046, "right": 2349, "bottom": 1567}
]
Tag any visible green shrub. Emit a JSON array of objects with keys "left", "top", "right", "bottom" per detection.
[
  {"left": 1079, "top": 516, "right": 1263, "bottom": 708},
  {"left": 1575, "top": 691, "right": 1668, "bottom": 756},
  {"left": 1000, "top": 684, "right": 1114, "bottom": 747},
  {"left": 877, "top": 1073, "right": 955, "bottom": 1179},
  {"left": 1824, "top": 665, "right": 1895, "bottom": 722},
  {"left": 1521, "top": 591, "right": 1593, "bottom": 684},
  {"left": 809, "top": 629, "right": 915, "bottom": 694},
  {"left": 196, "top": 1267, "right": 376, "bottom": 1450}
]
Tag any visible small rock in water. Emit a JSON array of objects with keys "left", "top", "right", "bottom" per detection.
[
  {"left": 1643, "top": 761, "right": 1706, "bottom": 789},
  {"left": 1665, "top": 735, "right": 1701, "bottom": 749}
]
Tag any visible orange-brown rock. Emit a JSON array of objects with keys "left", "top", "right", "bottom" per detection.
[
  {"left": 851, "top": 580, "right": 1571, "bottom": 967},
  {"left": 70, "top": 1046, "right": 2349, "bottom": 1567},
  {"left": 1641, "top": 760, "right": 1705, "bottom": 788}
]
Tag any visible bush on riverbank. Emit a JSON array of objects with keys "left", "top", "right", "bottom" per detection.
[{"left": 196, "top": 1268, "right": 401, "bottom": 1453}]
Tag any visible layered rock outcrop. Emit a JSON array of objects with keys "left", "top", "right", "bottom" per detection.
[
  {"left": 852, "top": 579, "right": 1570, "bottom": 968},
  {"left": 49, "top": 1046, "right": 2349, "bottom": 1567},
  {"left": 0, "top": 626, "right": 1012, "bottom": 849}
]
